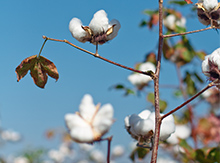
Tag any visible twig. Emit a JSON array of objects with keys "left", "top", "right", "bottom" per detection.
[
  {"left": 99, "top": 136, "right": 113, "bottom": 163},
  {"left": 42, "top": 36, "right": 156, "bottom": 79},
  {"left": 163, "top": 26, "right": 213, "bottom": 38},
  {"left": 38, "top": 38, "right": 48, "bottom": 57},
  {"left": 161, "top": 82, "right": 215, "bottom": 120}
]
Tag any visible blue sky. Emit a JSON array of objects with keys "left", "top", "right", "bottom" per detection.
[{"left": 0, "top": 0, "right": 219, "bottom": 161}]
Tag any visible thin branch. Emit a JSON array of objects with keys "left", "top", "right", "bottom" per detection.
[
  {"left": 163, "top": 26, "right": 213, "bottom": 38},
  {"left": 42, "top": 36, "right": 156, "bottom": 79},
  {"left": 38, "top": 38, "right": 48, "bottom": 57},
  {"left": 98, "top": 136, "right": 113, "bottom": 163},
  {"left": 150, "top": 0, "right": 164, "bottom": 162},
  {"left": 161, "top": 82, "right": 215, "bottom": 120}
]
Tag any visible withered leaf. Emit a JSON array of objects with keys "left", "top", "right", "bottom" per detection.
[
  {"left": 39, "top": 56, "right": 59, "bottom": 81},
  {"left": 15, "top": 55, "right": 59, "bottom": 88},
  {"left": 15, "top": 55, "right": 37, "bottom": 82},
  {"left": 30, "top": 61, "right": 48, "bottom": 88}
]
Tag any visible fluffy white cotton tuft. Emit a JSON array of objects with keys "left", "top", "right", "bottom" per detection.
[
  {"left": 203, "top": 0, "right": 218, "bottom": 11},
  {"left": 69, "top": 18, "right": 89, "bottom": 43},
  {"left": 89, "top": 10, "right": 109, "bottom": 35}
]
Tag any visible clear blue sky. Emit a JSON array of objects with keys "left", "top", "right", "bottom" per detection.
[{"left": 0, "top": 0, "right": 219, "bottom": 161}]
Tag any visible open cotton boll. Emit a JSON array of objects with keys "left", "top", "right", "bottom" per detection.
[
  {"left": 79, "top": 94, "right": 97, "bottom": 123},
  {"left": 69, "top": 18, "right": 89, "bottom": 43},
  {"left": 65, "top": 114, "right": 89, "bottom": 130},
  {"left": 133, "top": 119, "right": 154, "bottom": 135},
  {"left": 159, "top": 114, "right": 175, "bottom": 141},
  {"left": 203, "top": 0, "right": 218, "bottom": 11},
  {"left": 163, "top": 14, "right": 176, "bottom": 30},
  {"left": 92, "top": 104, "right": 114, "bottom": 135},
  {"left": 112, "top": 145, "right": 125, "bottom": 158},
  {"left": 129, "top": 114, "right": 142, "bottom": 126},
  {"left": 70, "top": 126, "right": 94, "bottom": 143},
  {"left": 202, "top": 48, "right": 220, "bottom": 87},
  {"left": 138, "top": 110, "right": 151, "bottom": 119},
  {"left": 175, "top": 124, "right": 191, "bottom": 139},
  {"left": 149, "top": 112, "right": 175, "bottom": 140},
  {"left": 124, "top": 116, "right": 130, "bottom": 128},
  {"left": 89, "top": 10, "right": 109, "bottom": 35}
]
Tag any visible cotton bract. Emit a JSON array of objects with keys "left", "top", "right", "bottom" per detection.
[
  {"left": 65, "top": 94, "right": 114, "bottom": 143},
  {"left": 69, "top": 10, "right": 121, "bottom": 45},
  {"left": 202, "top": 47, "right": 220, "bottom": 88},
  {"left": 125, "top": 110, "right": 175, "bottom": 143}
]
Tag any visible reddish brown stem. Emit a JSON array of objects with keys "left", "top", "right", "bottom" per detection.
[
  {"left": 163, "top": 26, "right": 213, "bottom": 38},
  {"left": 42, "top": 36, "right": 155, "bottom": 79},
  {"left": 150, "top": 0, "right": 164, "bottom": 162},
  {"left": 161, "top": 82, "right": 214, "bottom": 120}
]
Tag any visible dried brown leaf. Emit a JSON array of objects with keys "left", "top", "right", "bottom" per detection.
[{"left": 15, "top": 55, "right": 37, "bottom": 82}]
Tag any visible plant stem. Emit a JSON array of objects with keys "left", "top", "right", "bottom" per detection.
[
  {"left": 163, "top": 26, "right": 213, "bottom": 38},
  {"left": 42, "top": 36, "right": 155, "bottom": 79},
  {"left": 107, "top": 136, "right": 113, "bottom": 163},
  {"left": 38, "top": 38, "right": 48, "bottom": 57},
  {"left": 161, "top": 82, "right": 215, "bottom": 120},
  {"left": 150, "top": 0, "right": 164, "bottom": 162}
]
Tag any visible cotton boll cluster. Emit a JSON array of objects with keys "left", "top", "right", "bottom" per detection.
[
  {"left": 166, "top": 124, "right": 191, "bottom": 144},
  {"left": 201, "top": 47, "right": 220, "bottom": 88},
  {"left": 48, "top": 143, "right": 74, "bottom": 163},
  {"left": 196, "top": 0, "right": 220, "bottom": 28},
  {"left": 163, "top": 14, "right": 186, "bottom": 31},
  {"left": 125, "top": 110, "right": 175, "bottom": 146},
  {"left": 69, "top": 10, "right": 120, "bottom": 45},
  {"left": 128, "top": 62, "right": 156, "bottom": 89},
  {"left": 65, "top": 94, "right": 114, "bottom": 143},
  {"left": 0, "top": 129, "right": 21, "bottom": 142}
]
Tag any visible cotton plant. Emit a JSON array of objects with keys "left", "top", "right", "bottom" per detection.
[
  {"left": 124, "top": 110, "right": 175, "bottom": 148},
  {"left": 196, "top": 0, "right": 220, "bottom": 28},
  {"left": 69, "top": 9, "right": 121, "bottom": 54},
  {"left": 128, "top": 62, "right": 156, "bottom": 90},
  {"left": 202, "top": 47, "right": 220, "bottom": 88},
  {"left": 65, "top": 94, "right": 114, "bottom": 143}
]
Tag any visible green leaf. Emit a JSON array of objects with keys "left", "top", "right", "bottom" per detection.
[
  {"left": 169, "top": 0, "right": 187, "bottom": 5},
  {"left": 130, "top": 147, "right": 150, "bottom": 161},
  {"left": 115, "top": 84, "right": 125, "bottom": 89},
  {"left": 173, "top": 89, "right": 182, "bottom": 97},
  {"left": 143, "top": 9, "right": 158, "bottom": 16},
  {"left": 207, "top": 147, "right": 220, "bottom": 162},
  {"left": 183, "top": 72, "right": 197, "bottom": 96},
  {"left": 147, "top": 93, "right": 167, "bottom": 112},
  {"left": 193, "top": 72, "right": 204, "bottom": 83},
  {"left": 139, "top": 20, "right": 148, "bottom": 27}
]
